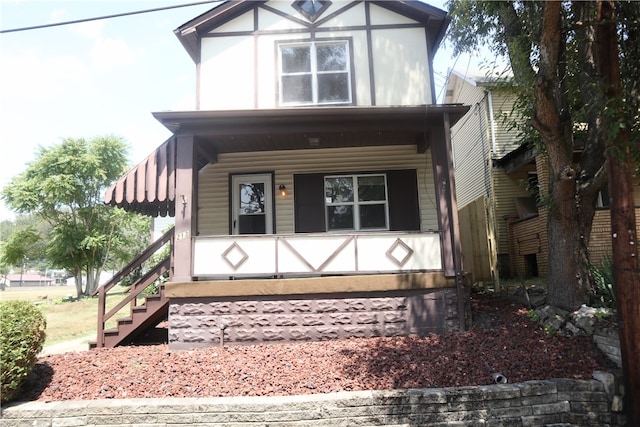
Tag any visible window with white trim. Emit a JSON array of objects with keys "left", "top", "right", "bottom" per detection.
[
  {"left": 278, "top": 41, "right": 351, "bottom": 106},
  {"left": 324, "top": 174, "right": 389, "bottom": 231}
]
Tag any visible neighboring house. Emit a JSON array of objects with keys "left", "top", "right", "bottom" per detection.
[
  {"left": 96, "top": 0, "right": 470, "bottom": 350},
  {"left": 445, "top": 68, "right": 640, "bottom": 288},
  {"left": 445, "top": 69, "right": 528, "bottom": 286},
  {"left": 5, "top": 273, "right": 54, "bottom": 287}
]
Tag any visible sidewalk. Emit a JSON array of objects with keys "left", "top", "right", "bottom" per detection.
[{"left": 39, "top": 335, "right": 93, "bottom": 357}]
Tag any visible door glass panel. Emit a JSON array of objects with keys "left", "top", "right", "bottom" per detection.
[
  {"left": 233, "top": 176, "right": 272, "bottom": 235},
  {"left": 239, "top": 183, "right": 265, "bottom": 214},
  {"left": 239, "top": 215, "right": 266, "bottom": 234}
]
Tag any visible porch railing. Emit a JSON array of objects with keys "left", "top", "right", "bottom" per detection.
[
  {"left": 192, "top": 231, "right": 442, "bottom": 278},
  {"left": 94, "top": 227, "right": 174, "bottom": 348}
]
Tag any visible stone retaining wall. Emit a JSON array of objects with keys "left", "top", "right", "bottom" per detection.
[
  {"left": 593, "top": 328, "right": 622, "bottom": 368},
  {"left": 1, "top": 375, "right": 626, "bottom": 426}
]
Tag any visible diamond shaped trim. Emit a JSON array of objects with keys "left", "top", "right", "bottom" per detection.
[
  {"left": 386, "top": 238, "right": 414, "bottom": 267},
  {"left": 222, "top": 242, "right": 249, "bottom": 270},
  {"left": 292, "top": 0, "right": 331, "bottom": 22}
]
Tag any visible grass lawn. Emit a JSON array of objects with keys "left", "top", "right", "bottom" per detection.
[{"left": 1, "top": 286, "right": 131, "bottom": 347}]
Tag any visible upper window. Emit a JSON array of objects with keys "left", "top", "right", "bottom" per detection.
[
  {"left": 278, "top": 41, "right": 352, "bottom": 106},
  {"left": 324, "top": 174, "right": 389, "bottom": 231}
]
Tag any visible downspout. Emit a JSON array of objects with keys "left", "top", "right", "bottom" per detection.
[{"left": 487, "top": 89, "right": 497, "bottom": 155}]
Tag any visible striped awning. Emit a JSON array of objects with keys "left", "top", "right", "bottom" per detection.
[{"left": 104, "top": 137, "right": 176, "bottom": 217}]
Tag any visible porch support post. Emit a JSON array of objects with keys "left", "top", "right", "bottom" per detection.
[
  {"left": 432, "top": 113, "right": 466, "bottom": 330},
  {"left": 173, "top": 134, "right": 197, "bottom": 282}
]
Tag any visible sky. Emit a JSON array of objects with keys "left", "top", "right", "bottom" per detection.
[{"left": 0, "top": 0, "right": 494, "bottom": 223}]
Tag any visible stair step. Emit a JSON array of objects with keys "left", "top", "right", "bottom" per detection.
[{"left": 97, "top": 294, "right": 169, "bottom": 349}]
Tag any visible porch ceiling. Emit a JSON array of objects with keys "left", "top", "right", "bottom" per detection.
[
  {"left": 155, "top": 105, "right": 468, "bottom": 158},
  {"left": 105, "top": 105, "right": 469, "bottom": 217}
]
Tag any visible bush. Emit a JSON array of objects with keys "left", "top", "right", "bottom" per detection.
[{"left": 0, "top": 300, "right": 47, "bottom": 403}]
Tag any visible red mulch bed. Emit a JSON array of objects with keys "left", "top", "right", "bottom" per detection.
[{"left": 16, "top": 292, "right": 616, "bottom": 402}]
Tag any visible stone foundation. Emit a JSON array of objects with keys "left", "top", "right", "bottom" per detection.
[{"left": 168, "top": 288, "right": 461, "bottom": 350}]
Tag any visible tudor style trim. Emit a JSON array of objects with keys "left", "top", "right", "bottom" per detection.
[{"left": 175, "top": 0, "right": 449, "bottom": 64}]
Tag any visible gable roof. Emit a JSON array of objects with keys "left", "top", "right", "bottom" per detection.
[{"left": 175, "top": 0, "right": 450, "bottom": 63}]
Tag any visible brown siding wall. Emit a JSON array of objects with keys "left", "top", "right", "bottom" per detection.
[
  {"left": 507, "top": 211, "right": 548, "bottom": 277},
  {"left": 507, "top": 207, "right": 640, "bottom": 278},
  {"left": 168, "top": 289, "right": 464, "bottom": 350},
  {"left": 589, "top": 208, "right": 640, "bottom": 268}
]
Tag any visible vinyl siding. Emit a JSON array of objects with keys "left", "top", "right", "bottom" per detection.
[
  {"left": 448, "top": 82, "right": 490, "bottom": 209},
  {"left": 196, "top": 145, "right": 437, "bottom": 235},
  {"left": 488, "top": 90, "right": 522, "bottom": 158}
]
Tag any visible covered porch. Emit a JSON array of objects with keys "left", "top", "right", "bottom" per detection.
[{"left": 102, "top": 105, "right": 470, "bottom": 349}]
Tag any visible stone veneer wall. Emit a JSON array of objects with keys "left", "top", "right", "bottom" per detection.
[
  {"left": 168, "top": 288, "right": 462, "bottom": 350},
  {"left": 1, "top": 376, "right": 626, "bottom": 426}
]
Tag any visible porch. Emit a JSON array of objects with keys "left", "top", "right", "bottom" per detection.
[{"left": 98, "top": 106, "right": 471, "bottom": 349}]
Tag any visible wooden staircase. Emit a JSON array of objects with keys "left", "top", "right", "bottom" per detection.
[{"left": 90, "top": 228, "right": 174, "bottom": 349}]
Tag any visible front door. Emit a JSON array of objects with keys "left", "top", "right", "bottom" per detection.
[{"left": 231, "top": 173, "right": 273, "bottom": 235}]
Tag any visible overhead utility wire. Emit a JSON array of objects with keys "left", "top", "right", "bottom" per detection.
[{"left": 0, "top": 0, "right": 221, "bottom": 34}]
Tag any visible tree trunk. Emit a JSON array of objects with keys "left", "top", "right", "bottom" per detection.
[
  {"left": 545, "top": 162, "right": 589, "bottom": 311},
  {"left": 74, "top": 272, "right": 83, "bottom": 299},
  {"left": 85, "top": 265, "right": 100, "bottom": 296},
  {"left": 531, "top": 2, "right": 589, "bottom": 310}
]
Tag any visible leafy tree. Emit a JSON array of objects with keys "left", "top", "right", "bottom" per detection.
[
  {"left": 446, "top": 0, "right": 640, "bottom": 311},
  {"left": 0, "top": 214, "right": 50, "bottom": 276},
  {"left": 1, "top": 136, "right": 151, "bottom": 297}
]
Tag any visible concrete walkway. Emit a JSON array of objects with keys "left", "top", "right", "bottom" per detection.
[{"left": 39, "top": 335, "right": 93, "bottom": 357}]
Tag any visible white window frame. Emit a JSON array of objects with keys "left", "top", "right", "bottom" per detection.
[
  {"left": 324, "top": 174, "right": 389, "bottom": 232},
  {"left": 278, "top": 40, "right": 352, "bottom": 106}
]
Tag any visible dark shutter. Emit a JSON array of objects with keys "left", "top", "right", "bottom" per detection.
[
  {"left": 294, "top": 173, "right": 325, "bottom": 232},
  {"left": 387, "top": 169, "right": 420, "bottom": 231}
]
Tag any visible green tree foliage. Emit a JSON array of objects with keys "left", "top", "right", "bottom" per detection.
[
  {"left": 0, "top": 214, "right": 51, "bottom": 277},
  {"left": 446, "top": 0, "right": 639, "bottom": 310},
  {"left": 0, "top": 228, "right": 44, "bottom": 266},
  {"left": 0, "top": 300, "right": 46, "bottom": 403},
  {"left": 1, "top": 136, "right": 151, "bottom": 297}
]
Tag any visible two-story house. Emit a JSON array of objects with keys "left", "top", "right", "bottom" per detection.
[{"left": 95, "top": 0, "right": 470, "bottom": 351}]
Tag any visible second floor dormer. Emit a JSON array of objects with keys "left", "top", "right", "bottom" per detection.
[{"left": 174, "top": 0, "right": 450, "bottom": 110}]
